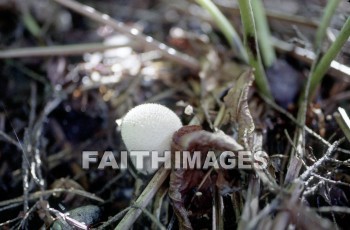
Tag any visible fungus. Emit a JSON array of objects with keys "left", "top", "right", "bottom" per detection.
[{"left": 120, "top": 103, "right": 183, "bottom": 173}]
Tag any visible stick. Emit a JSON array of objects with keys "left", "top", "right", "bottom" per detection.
[
  {"left": 115, "top": 166, "right": 170, "bottom": 230},
  {"left": 53, "top": 0, "right": 200, "bottom": 71}
]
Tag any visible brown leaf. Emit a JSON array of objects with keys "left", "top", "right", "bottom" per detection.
[
  {"left": 222, "top": 70, "right": 255, "bottom": 145},
  {"left": 169, "top": 125, "right": 208, "bottom": 230},
  {"left": 169, "top": 126, "right": 246, "bottom": 229},
  {"left": 179, "top": 130, "right": 244, "bottom": 153}
]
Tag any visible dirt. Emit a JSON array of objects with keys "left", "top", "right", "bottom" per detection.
[{"left": 0, "top": 0, "right": 349, "bottom": 229}]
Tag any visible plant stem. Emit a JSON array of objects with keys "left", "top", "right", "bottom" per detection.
[
  {"left": 284, "top": 82, "right": 309, "bottom": 183},
  {"left": 251, "top": 0, "right": 276, "bottom": 67},
  {"left": 314, "top": 0, "right": 341, "bottom": 50},
  {"left": 309, "top": 17, "right": 350, "bottom": 98},
  {"left": 115, "top": 166, "right": 169, "bottom": 230},
  {"left": 0, "top": 43, "right": 134, "bottom": 58},
  {"left": 17, "top": 0, "right": 41, "bottom": 38},
  {"left": 196, "top": 0, "right": 248, "bottom": 63},
  {"left": 286, "top": 9, "right": 349, "bottom": 182},
  {"left": 271, "top": 36, "right": 350, "bottom": 79},
  {"left": 334, "top": 107, "right": 350, "bottom": 143},
  {"left": 237, "top": 0, "right": 272, "bottom": 99},
  {"left": 215, "top": 2, "right": 318, "bottom": 30}
]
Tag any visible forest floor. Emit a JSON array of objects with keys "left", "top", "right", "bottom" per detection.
[{"left": 0, "top": 0, "right": 349, "bottom": 229}]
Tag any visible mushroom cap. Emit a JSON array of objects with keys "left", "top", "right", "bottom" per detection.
[{"left": 121, "top": 103, "right": 182, "bottom": 153}]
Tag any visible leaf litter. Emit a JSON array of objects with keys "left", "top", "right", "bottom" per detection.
[{"left": 0, "top": 0, "right": 349, "bottom": 229}]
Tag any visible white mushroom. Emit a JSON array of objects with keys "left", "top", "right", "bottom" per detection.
[{"left": 121, "top": 103, "right": 182, "bottom": 173}]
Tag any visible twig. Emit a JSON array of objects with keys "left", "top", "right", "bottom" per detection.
[
  {"left": 0, "top": 203, "right": 23, "bottom": 213},
  {"left": 152, "top": 185, "right": 168, "bottom": 230},
  {"left": 0, "top": 217, "right": 21, "bottom": 228},
  {"left": 96, "top": 172, "right": 125, "bottom": 195},
  {"left": 28, "top": 83, "right": 37, "bottom": 129},
  {"left": 52, "top": 0, "right": 200, "bottom": 71},
  {"left": 114, "top": 166, "right": 170, "bottom": 230},
  {"left": 259, "top": 93, "right": 350, "bottom": 155},
  {"left": 322, "top": 91, "right": 350, "bottom": 107},
  {"left": 272, "top": 36, "right": 350, "bottom": 79},
  {"left": 212, "top": 186, "right": 217, "bottom": 230},
  {"left": 300, "top": 140, "right": 340, "bottom": 181},
  {"left": 0, "top": 130, "right": 22, "bottom": 149},
  {"left": 283, "top": 129, "right": 309, "bottom": 170},
  {"left": 238, "top": 176, "right": 260, "bottom": 230},
  {"left": 22, "top": 130, "right": 31, "bottom": 214},
  {"left": 237, "top": 0, "right": 272, "bottom": 99},
  {"left": 303, "top": 180, "right": 325, "bottom": 197},
  {"left": 272, "top": 182, "right": 304, "bottom": 229},
  {"left": 97, "top": 208, "right": 131, "bottom": 229},
  {"left": 131, "top": 205, "right": 166, "bottom": 230},
  {"left": 310, "top": 173, "right": 350, "bottom": 188},
  {"left": 29, "top": 83, "right": 46, "bottom": 194},
  {"left": 19, "top": 200, "right": 39, "bottom": 229},
  {"left": 49, "top": 207, "right": 88, "bottom": 230},
  {"left": 327, "top": 157, "right": 350, "bottom": 167},
  {"left": 316, "top": 206, "right": 350, "bottom": 214},
  {"left": 0, "top": 188, "right": 104, "bottom": 209},
  {"left": 265, "top": 10, "right": 318, "bottom": 29},
  {"left": 5, "top": 60, "right": 48, "bottom": 84},
  {"left": 247, "top": 198, "right": 279, "bottom": 229}
]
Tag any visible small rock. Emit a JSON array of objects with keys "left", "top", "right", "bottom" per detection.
[
  {"left": 266, "top": 59, "right": 304, "bottom": 108},
  {"left": 51, "top": 205, "right": 101, "bottom": 230}
]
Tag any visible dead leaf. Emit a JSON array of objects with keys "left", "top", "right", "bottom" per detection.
[
  {"left": 222, "top": 70, "right": 255, "bottom": 145},
  {"left": 169, "top": 126, "right": 247, "bottom": 229},
  {"left": 169, "top": 125, "right": 209, "bottom": 230}
]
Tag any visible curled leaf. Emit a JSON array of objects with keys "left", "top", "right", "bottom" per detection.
[
  {"left": 169, "top": 126, "right": 246, "bottom": 229},
  {"left": 169, "top": 126, "right": 212, "bottom": 230},
  {"left": 223, "top": 70, "right": 255, "bottom": 145},
  {"left": 179, "top": 130, "right": 244, "bottom": 152}
]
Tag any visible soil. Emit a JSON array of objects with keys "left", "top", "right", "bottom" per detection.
[{"left": 0, "top": 0, "right": 349, "bottom": 229}]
